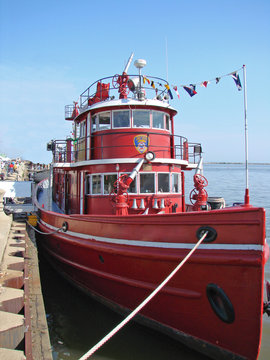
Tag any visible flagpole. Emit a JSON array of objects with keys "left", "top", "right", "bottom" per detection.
[{"left": 243, "top": 64, "right": 249, "bottom": 205}]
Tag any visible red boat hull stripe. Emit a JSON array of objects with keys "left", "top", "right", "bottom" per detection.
[{"left": 40, "top": 219, "right": 264, "bottom": 251}]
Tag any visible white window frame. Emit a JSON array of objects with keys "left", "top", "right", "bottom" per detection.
[
  {"left": 171, "top": 173, "right": 181, "bottom": 194},
  {"left": 112, "top": 110, "right": 131, "bottom": 129},
  {"left": 132, "top": 110, "right": 150, "bottom": 128},
  {"left": 91, "top": 174, "right": 102, "bottom": 195},
  {"left": 157, "top": 172, "right": 170, "bottom": 193},
  {"left": 119, "top": 172, "right": 138, "bottom": 194},
  {"left": 97, "top": 111, "right": 111, "bottom": 131},
  {"left": 74, "top": 123, "right": 80, "bottom": 139},
  {"left": 139, "top": 172, "right": 156, "bottom": 194},
  {"left": 80, "top": 120, "right": 86, "bottom": 138},
  {"left": 152, "top": 110, "right": 165, "bottom": 130},
  {"left": 103, "top": 173, "right": 118, "bottom": 195},
  {"left": 91, "top": 114, "right": 98, "bottom": 133},
  {"left": 165, "top": 114, "right": 171, "bottom": 132}
]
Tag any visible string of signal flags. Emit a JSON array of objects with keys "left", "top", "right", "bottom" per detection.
[{"left": 142, "top": 65, "right": 243, "bottom": 100}]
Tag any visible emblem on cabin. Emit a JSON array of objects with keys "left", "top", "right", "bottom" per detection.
[{"left": 133, "top": 135, "right": 149, "bottom": 154}]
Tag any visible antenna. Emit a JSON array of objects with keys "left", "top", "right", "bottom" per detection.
[
  {"left": 123, "top": 52, "right": 134, "bottom": 74},
  {"left": 165, "top": 37, "right": 168, "bottom": 81}
]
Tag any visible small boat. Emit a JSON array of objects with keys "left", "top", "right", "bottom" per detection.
[{"left": 35, "top": 55, "right": 269, "bottom": 360}]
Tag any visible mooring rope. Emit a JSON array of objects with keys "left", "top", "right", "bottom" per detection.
[
  {"left": 78, "top": 230, "right": 209, "bottom": 360},
  {"left": 26, "top": 219, "right": 64, "bottom": 235}
]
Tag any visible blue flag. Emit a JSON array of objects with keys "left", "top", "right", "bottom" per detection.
[
  {"left": 183, "top": 84, "right": 197, "bottom": 97},
  {"left": 231, "top": 72, "right": 242, "bottom": 91}
]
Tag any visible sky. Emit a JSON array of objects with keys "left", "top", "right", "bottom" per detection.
[{"left": 0, "top": 0, "right": 269, "bottom": 164}]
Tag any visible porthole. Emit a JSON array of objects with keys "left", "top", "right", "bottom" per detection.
[
  {"left": 62, "top": 222, "right": 68, "bottom": 232},
  {"left": 206, "top": 283, "right": 235, "bottom": 324}
]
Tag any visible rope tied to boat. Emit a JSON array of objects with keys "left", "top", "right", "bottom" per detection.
[
  {"left": 26, "top": 218, "right": 65, "bottom": 235},
  {"left": 78, "top": 230, "right": 209, "bottom": 360}
]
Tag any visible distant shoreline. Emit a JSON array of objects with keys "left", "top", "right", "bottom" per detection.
[{"left": 205, "top": 162, "right": 270, "bottom": 165}]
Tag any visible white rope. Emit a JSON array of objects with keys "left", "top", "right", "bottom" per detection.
[
  {"left": 26, "top": 220, "right": 63, "bottom": 235},
  {"left": 79, "top": 230, "right": 208, "bottom": 360}
]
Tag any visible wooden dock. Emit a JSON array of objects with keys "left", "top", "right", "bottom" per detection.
[{"left": 0, "top": 189, "right": 52, "bottom": 359}]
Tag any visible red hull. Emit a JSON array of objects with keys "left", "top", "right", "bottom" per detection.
[{"left": 37, "top": 204, "right": 267, "bottom": 360}]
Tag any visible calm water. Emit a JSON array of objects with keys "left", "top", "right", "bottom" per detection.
[{"left": 38, "top": 164, "right": 270, "bottom": 360}]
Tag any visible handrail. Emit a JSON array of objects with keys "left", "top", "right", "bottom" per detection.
[
  {"left": 65, "top": 75, "right": 172, "bottom": 118},
  {"left": 49, "top": 134, "right": 201, "bottom": 165}
]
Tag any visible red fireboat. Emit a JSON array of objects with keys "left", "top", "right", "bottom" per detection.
[{"left": 35, "top": 54, "right": 269, "bottom": 360}]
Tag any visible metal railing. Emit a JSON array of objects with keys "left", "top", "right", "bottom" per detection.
[
  {"left": 65, "top": 75, "right": 171, "bottom": 119},
  {"left": 48, "top": 134, "right": 202, "bottom": 165},
  {"left": 65, "top": 104, "right": 75, "bottom": 120}
]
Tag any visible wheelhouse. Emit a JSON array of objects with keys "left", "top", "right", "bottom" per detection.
[{"left": 48, "top": 72, "right": 202, "bottom": 216}]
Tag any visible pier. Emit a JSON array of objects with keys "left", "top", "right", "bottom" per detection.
[{"left": 0, "top": 162, "right": 52, "bottom": 359}]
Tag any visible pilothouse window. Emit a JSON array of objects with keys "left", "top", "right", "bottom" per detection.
[
  {"left": 80, "top": 121, "right": 86, "bottom": 137},
  {"left": 165, "top": 115, "right": 170, "bottom": 131},
  {"left": 92, "top": 115, "right": 97, "bottom": 132},
  {"left": 87, "top": 173, "right": 137, "bottom": 195},
  {"left": 113, "top": 110, "right": 130, "bottom": 128},
  {"left": 91, "top": 112, "right": 111, "bottom": 132},
  {"left": 99, "top": 112, "right": 111, "bottom": 130},
  {"left": 74, "top": 123, "right": 80, "bottom": 138},
  {"left": 120, "top": 173, "right": 137, "bottom": 193},
  {"left": 92, "top": 175, "right": 102, "bottom": 194},
  {"left": 140, "top": 173, "right": 155, "bottom": 193},
  {"left": 153, "top": 111, "right": 164, "bottom": 129},
  {"left": 172, "top": 173, "right": 180, "bottom": 193},
  {"left": 133, "top": 110, "right": 150, "bottom": 128},
  {"left": 158, "top": 173, "right": 169, "bottom": 192},
  {"left": 104, "top": 174, "right": 117, "bottom": 194}
]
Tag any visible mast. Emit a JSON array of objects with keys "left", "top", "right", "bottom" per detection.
[
  {"left": 243, "top": 64, "right": 249, "bottom": 205},
  {"left": 165, "top": 37, "right": 169, "bottom": 82}
]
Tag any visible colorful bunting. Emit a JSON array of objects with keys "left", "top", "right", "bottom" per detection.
[
  {"left": 164, "top": 84, "right": 173, "bottom": 99},
  {"left": 201, "top": 81, "right": 209, "bottom": 88},
  {"left": 143, "top": 76, "right": 150, "bottom": 85},
  {"left": 173, "top": 86, "right": 180, "bottom": 99},
  {"left": 231, "top": 72, "right": 242, "bottom": 91},
  {"left": 139, "top": 66, "right": 243, "bottom": 101},
  {"left": 183, "top": 84, "right": 197, "bottom": 97}
]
